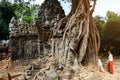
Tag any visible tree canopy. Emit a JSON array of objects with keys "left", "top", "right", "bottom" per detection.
[
  {"left": 0, "top": 0, "right": 39, "bottom": 40},
  {"left": 94, "top": 11, "right": 120, "bottom": 55},
  {"left": 104, "top": 11, "right": 120, "bottom": 54},
  {"left": 0, "top": 1, "right": 15, "bottom": 40}
]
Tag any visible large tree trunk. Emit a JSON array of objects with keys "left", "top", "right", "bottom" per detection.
[{"left": 52, "top": 0, "right": 100, "bottom": 69}]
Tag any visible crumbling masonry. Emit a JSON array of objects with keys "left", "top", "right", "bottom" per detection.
[{"left": 9, "top": 0, "right": 65, "bottom": 62}]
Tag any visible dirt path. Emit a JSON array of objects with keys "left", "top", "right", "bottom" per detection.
[
  {"left": 87, "top": 59, "right": 120, "bottom": 80},
  {"left": 0, "top": 58, "right": 120, "bottom": 80}
]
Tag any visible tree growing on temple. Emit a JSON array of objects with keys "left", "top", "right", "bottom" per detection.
[{"left": 51, "top": 0, "right": 100, "bottom": 69}]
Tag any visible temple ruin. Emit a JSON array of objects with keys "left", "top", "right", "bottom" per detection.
[{"left": 9, "top": 0, "right": 65, "bottom": 63}]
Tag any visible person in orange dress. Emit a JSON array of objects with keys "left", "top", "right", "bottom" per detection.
[{"left": 106, "top": 51, "right": 114, "bottom": 74}]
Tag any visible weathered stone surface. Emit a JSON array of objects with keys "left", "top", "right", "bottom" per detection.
[
  {"left": 8, "top": 0, "right": 67, "bottom": 79},
  {"left": 9, "top": 17, "right": 37, "bottom": 37},
  {"left": 46, "top": 70, "right": 59, "bottom": 80},
  {"left": 62, "top": 72, "right": 73, "bottom": 80},
  {"left": 36, "top": 0, "right": 65, "bottom": 26},
  {"left": 35, "top": 0, "right": 65, "bottom": 43},
  {"left": 8, "top": 0, "right": 66, "bottom": 64},
  {"left": 34, "top": 71, "right": 46, "bottom": 80},
  {"left": 9, "top": 17, "right": 39, "bottom": 62},
  {"left": 26, "top": 65, "right": 32, "bottom": 70},
  {"left": 26, "top": 70, "right": 32, "bottom": 76}
]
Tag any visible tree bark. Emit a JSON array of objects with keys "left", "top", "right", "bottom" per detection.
[{"left": 52, "top": 0, "right": 100, "bottom": 69}]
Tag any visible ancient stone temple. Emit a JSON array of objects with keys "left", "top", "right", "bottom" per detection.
[
  {"left": 9, "top": 0, "right": 65, "bottom": 62},
  {"left": 35, "top": 0, "right": 65, "bottom": 42},
  {"left": 9, "top": 17, "right": 38, "bottom": 60}
]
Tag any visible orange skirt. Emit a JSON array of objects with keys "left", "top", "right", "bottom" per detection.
[{"left": 108, "top": 61, "right": 114, "bottom": 74}]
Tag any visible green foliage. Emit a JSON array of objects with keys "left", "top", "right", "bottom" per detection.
[
  {"left": 102, "top": 11, "right": 120, "bottom": 55},
  {"left": 13, "top": 0, "right": 39, "bottom": 23},
  {"left": 0, "top": 1, "right": 15, "bottom": 40},
  {"left": 104, "top": 13, "right": 120, "bottom": 48},
  {"left": 94, "top": 11, "right": 120, "bottom": 55},
  {"left": 106, "top": 11, "right": 118, "bottom": 21},
  {"left": 0, "top": 0, "right": 39, "bottom": 40},
  {"left": 94, "top": 15, "right": 105, "bottom": 39}
]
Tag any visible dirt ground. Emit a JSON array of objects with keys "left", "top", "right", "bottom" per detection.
[
  {"left": 0, "top": 58, "right": 25, "bottom": 79},
  {"left": 0, "top": 57, "right": 120, "bottom": 80},
  {"left": 87, "top": 58, "right": 120, "bottom": 80}
]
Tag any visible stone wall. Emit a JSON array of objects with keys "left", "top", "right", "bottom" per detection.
[
  {"left": 9, "top": 17, "right": 39, "bottom": 60},
  {"left": 35, "top": 0, "right": 65, "bottom": 42},
  {"left": 9, "top": 0, "right": 65, "bottom": 62},
  {"left": 9, "top": 17, "right": 37, "bottom": 37},
  {"left": 35, "top": 0, "right": 65, "bottom": 26}
]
